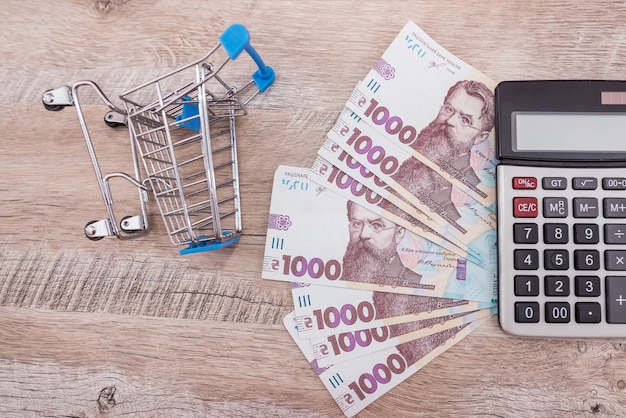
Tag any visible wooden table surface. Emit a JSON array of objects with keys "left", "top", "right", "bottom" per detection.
[{"left": 3, "top": 1, "right": 626, "bottom": 416}]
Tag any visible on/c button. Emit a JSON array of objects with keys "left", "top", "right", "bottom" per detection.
[
  {"left": 514, "top": 197, "right": 538, "bottom": 218},
  {"left": 513, "top": 177, "right": 537, "bottom": 189}
]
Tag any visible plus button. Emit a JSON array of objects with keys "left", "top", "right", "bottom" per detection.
[{"left": 606, "top": 277, "right": 626, "bottom": 323}]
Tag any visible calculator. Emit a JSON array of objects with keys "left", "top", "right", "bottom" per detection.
[{"left": 496, "top": 80, "right": 626, "bottom": 337}]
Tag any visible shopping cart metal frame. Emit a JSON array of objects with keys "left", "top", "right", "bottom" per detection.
[{"left": 43, "top": 24, "right": 275, "bottom": 255}]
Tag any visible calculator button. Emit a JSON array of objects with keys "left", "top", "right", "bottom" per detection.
[
  {"left": 603, "top": 177, "right": 626, "bottom": 190},
  {"left": 545, "top": 302, "right": 570, "bottom": 323},
  {"left": 543, "top": 177, "right": 567, "bottom": 190},
  {"left": 575, "top": 302, "right": 602, "bottom": 323},
  {"left": 543, "top": 223, "right": 568, "bottom": 244},
  {"left": 543, "top": 197, "right": 568, "bottom": 218},
  {"left": 514, "top": 223, "right": 539, "bottom": 244},
  {"left": 574, "top": 224, "right": 600, "bottom": 244},
  {"left": 573, "top": 177, "right": 598, "bottom": 190},
  {"left": 575, "top": 276, "right": 601, "bottom": 297},
  {"left": 603, "top": 198, "right": 626, "bottom": 218},
  {"left": 515, "top": 275, "right": 540, "bottom": 296},
  {"left": 573, "top": 197, "right": 599, "bottom": 218},
  {"left": 513, "top": 177, "right": 537, "bottom": 189},
  {"left": 544, "top": 249, "right": 569, "bottom": 270},
  {"left": 605, "top": 276, "right": 626, "bottom": 323},
  {"left": 574, "top": 249, "right": 601, "bottom": 270},
  {"left": 513, "top": 197, "right": 538, "bottom": 218},
  {"left": 514, "top": 249, "right": 539, "bottom": 270},
  {"left": 515, "top": 302, "right": 540, "bottom": 323},
  {"left": 605, "top": 250, "right": 626, "bottom": 270},
  {"left": 604, "top": 224, "right": 626, "bottom": 244},
  {"left": 545, "top": 275, "right": 570, "bottom": 296}
]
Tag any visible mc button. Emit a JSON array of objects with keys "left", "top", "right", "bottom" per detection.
[
  {"left": 543, "top": 197, "right": 568, "bottom": 218},
  {"left": 514, "top": 197, "right": 538, "bottom": 218}
]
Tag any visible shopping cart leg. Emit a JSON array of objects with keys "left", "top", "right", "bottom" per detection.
[
  {"left": 42, "top": 86, "right": 72, "bottom": 111},
  {"left": 42, "top": 81, "right": 150, "bottom": 242}
]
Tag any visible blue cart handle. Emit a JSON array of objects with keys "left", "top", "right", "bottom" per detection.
[{"left": 219, "top": 24, "right": 275, "bottom": 92}]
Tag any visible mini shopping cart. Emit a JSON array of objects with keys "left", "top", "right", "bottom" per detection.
[{"left": 42, "top": 24, "right": 275, "bottom": 254}]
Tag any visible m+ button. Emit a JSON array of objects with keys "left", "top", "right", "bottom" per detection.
[{"left": 604, "top": 198, "right": 626, "bottom": 218}]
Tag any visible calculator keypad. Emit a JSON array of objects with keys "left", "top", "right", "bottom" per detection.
[{"left": 498, "top": 166, "right": 626, "bottom": 337}]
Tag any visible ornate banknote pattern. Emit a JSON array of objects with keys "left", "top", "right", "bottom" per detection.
[
  {"left": 263, "top": 166, "right": 497, "bottom": 303},
  {"left": 284, "top": 311, "right": 489, "bottom": 417},
  {"left": 310, "top": 308, "right": 492, "bottom": 368},
  {"left": 290, "top": 283, "right": 494, "bottom": 340},
  {"left": 325, "top": 108, "right": 497, "bottom": 268},
  {"left": 262, "top": 20, "right": 497, "bottom": 416}
]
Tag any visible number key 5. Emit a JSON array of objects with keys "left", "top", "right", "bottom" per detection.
[{"left": 544, "top": 249, "right": 569, "bottom": 270}]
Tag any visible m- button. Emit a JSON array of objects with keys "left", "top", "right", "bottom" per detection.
[
  {"left": 573, "top": 197, "right": 599, "bottom": 218},
  {"left": 513, "top": 197, "right": 538, "bottom": 218}
]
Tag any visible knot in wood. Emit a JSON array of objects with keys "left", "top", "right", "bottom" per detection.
[
  {"left": 97, "top": 386, "right": 117, "bottom": 412},
  {"left": 95, "top": 0, "right": 112, "bottom": 13}
]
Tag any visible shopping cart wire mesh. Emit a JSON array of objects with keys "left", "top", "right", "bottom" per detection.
[{"left": 42, "top": 24, "right": 275, "bottom": 255}]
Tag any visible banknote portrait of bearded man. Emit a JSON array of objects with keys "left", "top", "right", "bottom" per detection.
[
  {"left": 392, "top": 80, "right": 495, "bottom": 223},
  {"left": 341, "top": 200, "right": 422, "bottom": 286},
  {"left": 340, "top": 201, "right": 468, "bottom": 366}
]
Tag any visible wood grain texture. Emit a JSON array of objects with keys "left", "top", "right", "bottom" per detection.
[{"left": 3, "top": 0, "right": 626, "bottom": 416}]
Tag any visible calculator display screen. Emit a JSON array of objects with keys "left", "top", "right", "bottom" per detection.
[
  {"left": 513, "top": 112, "right": 626, "bottom": 152},
  {"left": 496, "top": 81, "right": 626, "bottom": 164}
]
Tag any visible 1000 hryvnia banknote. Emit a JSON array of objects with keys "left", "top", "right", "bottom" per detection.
[{"left": 262, "top": 166, "right": 497, "bottom": 303}]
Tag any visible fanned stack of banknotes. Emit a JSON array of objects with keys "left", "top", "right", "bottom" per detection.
[{"left": 262, "top": 21, "right": 499, "bottom": 417}]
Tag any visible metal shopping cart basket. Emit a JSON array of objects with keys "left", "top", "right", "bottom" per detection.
[{"left": 42, "top": 24, "right": 275, "bottom": 255}]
